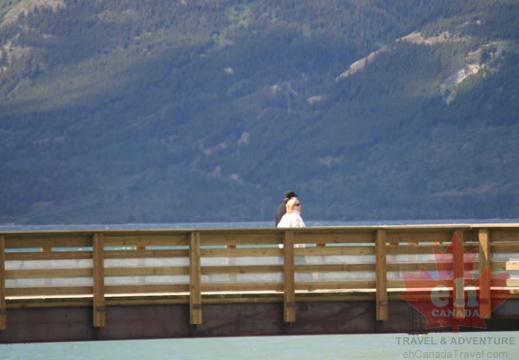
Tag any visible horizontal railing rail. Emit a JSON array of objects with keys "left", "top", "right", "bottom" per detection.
[{"left": 1, "top": 224, "right": 518, "bottom": 330}]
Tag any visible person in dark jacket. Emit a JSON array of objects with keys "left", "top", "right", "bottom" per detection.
[{"left": 275, "top": 190, "right": 298, "bottom": 226}]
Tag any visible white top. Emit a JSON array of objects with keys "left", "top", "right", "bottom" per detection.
[{"left": 277, "top": 211, "right": 306, "bottom": 228}]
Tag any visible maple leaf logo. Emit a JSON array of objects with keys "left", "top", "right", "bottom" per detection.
[{"left": 400, "top": 233, "right": 511, "bottom": 332}]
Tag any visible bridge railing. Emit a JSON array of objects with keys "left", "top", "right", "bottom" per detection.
[{"left": 1, "top": 225, "right": 518, "bottom": 329}]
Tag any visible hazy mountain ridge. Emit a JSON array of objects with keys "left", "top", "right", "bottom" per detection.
[{"left": 0, "top": 0, "right": 518, "bottom": 224}]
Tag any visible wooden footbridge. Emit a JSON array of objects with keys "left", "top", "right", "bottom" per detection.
[{"left": 1, "top": 224, "right": 519, "bottom": 343}]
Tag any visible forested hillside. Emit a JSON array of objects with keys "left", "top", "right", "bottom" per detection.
[{"left": 1, "top": 0, "right": 518, "bottom": 224}]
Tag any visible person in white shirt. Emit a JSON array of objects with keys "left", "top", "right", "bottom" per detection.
[
  {"left": 276, "top": 197, "right": 311, "bottom": 282},
  {"left": 277, "top": 197, "right": 305, "bottom": 228}
]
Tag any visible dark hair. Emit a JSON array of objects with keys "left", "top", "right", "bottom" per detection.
[{"left": 284, "top": 190, "right": 298, "bottom": 199}]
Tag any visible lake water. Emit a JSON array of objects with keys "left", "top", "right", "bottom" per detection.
[
  {"left": 1, "top": 332, "right": 518, "bottom": 359},
  {"left": 1, "top": 220, "right": 518, "bottom": 359}
]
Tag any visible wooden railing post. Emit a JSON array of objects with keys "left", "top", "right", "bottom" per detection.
[
  {"left": 189, "top": 231, "right": 202, "bottom": 325},
  {"left": 283, "top": 231, "right": 296, "bottom": 323},
  {"left": 452, "top": 230, "right": 465, "bottom": 320},
  {"left": 478, "top": 228, "right": 492, "bottom": 319},
  {"left": 0, "top": 235, "right": 6, "bottom": 331},
  {"left": 92, "top": 233, "right": 106, "bottom": 328},
  {"left": 375, "top": 229, "right": 388, "bottom": 321}
]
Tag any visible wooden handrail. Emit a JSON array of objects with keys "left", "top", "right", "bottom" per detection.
[{"left": 0, "top": 224, "right": 518, "bottom": 332}]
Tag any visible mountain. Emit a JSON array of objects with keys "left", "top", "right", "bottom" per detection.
[{"left": 1, "top": 0, "right": 518, "bottom": 225}]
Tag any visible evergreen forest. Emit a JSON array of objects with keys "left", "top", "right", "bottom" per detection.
[{"left": 0, "top": 0, "right": 518, "bottom": 225}]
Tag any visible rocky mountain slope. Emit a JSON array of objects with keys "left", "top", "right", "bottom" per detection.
[{"left": 1, "top": 0, "right": 518, "bottom": 224}]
